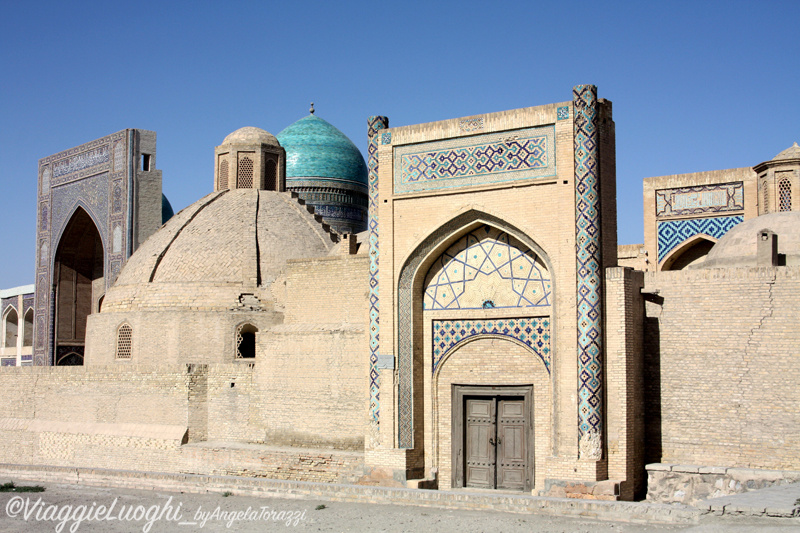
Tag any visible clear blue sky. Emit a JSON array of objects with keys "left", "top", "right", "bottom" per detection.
[{"left": 1, "top": 1, "right": 798, "bottom": 288}]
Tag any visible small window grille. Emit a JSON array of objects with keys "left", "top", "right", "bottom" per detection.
[
  {"left": 116, "top": 323, "right": 133, "bottom": 359},
  {"left": 763, "top": 180, "right": 769, "bottom": 214},
  {"left": 237, "top": 157, "right": 254, "bottom": 188},
  {"left": 219, "top": 160, "right": 229, "bottom": 190},
  {"left": 779, "top": 178, "right": 792, "bottom": 212},
  {"left": 235, "top": 323, "right": 258, "bottom": 359},
  {"left": 265, "top": 160, "right": 277, "bottom": 190}
]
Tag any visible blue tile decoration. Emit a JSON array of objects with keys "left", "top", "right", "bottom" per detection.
[
  {"left": 397, "top": 211, "right": 548, "bottom": 449},
  {"left": 381, "top": 131, "right": 392, "bottom": 145},
  {"left": 656, "top": 182, "right": 744, "bottom": 217},
  {"left": 21, "top": 355, "right": 32, "bottom": 361},
  {"left": 459, "top": 117, "right": 484, "bottom": 132},
  {"left": 1, "top": 298, "right": 13, "bottom": 316},
  {"left": 23, "top": 297, "right": 33, "bottom": 315},
  {"left": 1, "top": 358, "right": 16, "bottom": 367},
  {"left": 36, "top": 130, "right": 128, "bottom": 365},
  {"left": 556, "top": 106, "right": 569, "bottom": 120},
  {"left": 573, "top": 85, "right": 604, "bottom": 459},
  {"left": 307, "top": 204, "right": 365, "bottom": 223},
  {"left": 657, "top": 216, "right": 743, "bottom": 262},
  {"left": 432, "top": 317, "right": 551, "bottom": 374},
  {"left": 278, "top": 114, "right": 369, "bottom": 234},
  {"left": 424, "top": 226, "right": 551, "bottom": 310},
  {"left": 393, "top": 126, "right": 556, "bottom": 195},
  {"left": 367, "top": 115, "right": 388, "bottom": 439}
]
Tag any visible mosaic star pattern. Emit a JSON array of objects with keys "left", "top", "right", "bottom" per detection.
[
  {"left": 367, "top": 115, "right": 388, "bottom": 433},
  {"left": 423, "top": 226, "right": 551, "bottom": 310},
  {"left": 433, "top": 317, "right": 551, "bottom": 374},
  {"left": 573, "top": 84, "right": 604, "bottom": 457},
  {"left": 657, "top": 216, "right": 743, "bottom": 262}
]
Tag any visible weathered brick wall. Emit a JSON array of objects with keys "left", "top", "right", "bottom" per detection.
[
  {"left": 604, "top": 267, "right": 645, "bottom": 500},
  {"left": 643, "top": 266, "right": 800, "bottom": 470}
]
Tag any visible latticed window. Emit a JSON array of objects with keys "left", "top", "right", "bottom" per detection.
[
  {"left": 116, "top": 323, "right": 132, "bottom": 359},
  {"left": 237, "top": 156, "right": 254, "bottom": 188},
  {"left": 265, "top": 160, "right": 277, "bottom": 191},
  {"left": 763, "top": 180, "right": 769, "bottom": 213},
  {"left": 235, "top": 323, "right": 258, "bottom": 359},
  {"left": 219, "top": 159, "right": 229, "bottom": 190},
  {"left": 779, "top": 178, "right": 792, "bottom": 212}
]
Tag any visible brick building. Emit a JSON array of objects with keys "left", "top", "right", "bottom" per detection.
[{"left": 0, "top": 86, "right": 797, "bottom": 503}]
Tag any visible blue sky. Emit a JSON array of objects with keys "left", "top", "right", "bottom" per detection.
[{"left": 1, "top": 1, "right": 798, "bottom": 288}]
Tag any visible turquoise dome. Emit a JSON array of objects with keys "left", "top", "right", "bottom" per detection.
[
  {"left": 276, "top": 115, "right": 368, "bottom": 186},
  {"left": 162, "top": 194, "right": 174, "bottom": 224}
]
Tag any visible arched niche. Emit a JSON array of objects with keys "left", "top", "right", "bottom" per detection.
[
  {"left": 53, "top": 207, "right": 104, "bottom": 365},
  {"left": 660, "top": 234, "right": 717, "bottom": 271}
]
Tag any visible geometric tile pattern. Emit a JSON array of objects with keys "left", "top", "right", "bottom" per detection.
[
  {"left": 423, "top": 226, "right": 551, "bottom": 310},
  {"left": 367, "top": 115, "right": 388, "bottom": 432},
  {"left": 394, "top": 126, "right": 556, "bottom": 194},
  {"left": 432, "top": 317, "right": 551, "bottom": 374},
  {"left": 573, "top": 84, "right": 604, "bottom": 458},
  {"left": 397, "top": 211, "right": 545, "bottom": 449},
  {"left": 657, "top": 215, "right": 743, "bottom": 262},
  {"left": 381, "top": 131, "right": 392, "bottom": 145},
  {"left": 556, "top": 106, "right": 570, "bottom": 120},
  {"left": 656, "top": 182, "right": 744, "bottom": 217}
]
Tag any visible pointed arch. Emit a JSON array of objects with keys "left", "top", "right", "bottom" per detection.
[
  {"left": 23, "top": 308, "right": 33, "bottom": 347},
  {"left": 395, "top": 209, "right": 555, "bottom": 449},
  {"left": 4, "top": 306, "right": 18, "bottom": 348},
  {"left": 660, "top": 234, "right": 717, "bottom": 271},
  {"left": 53, "top": 206, "right": 105, "bottom": 365}
]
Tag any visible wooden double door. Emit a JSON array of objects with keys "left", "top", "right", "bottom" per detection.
[{"left": 452, "top": 386, "right": 533, "bottom": 491}]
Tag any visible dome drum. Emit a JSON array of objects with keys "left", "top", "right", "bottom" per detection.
[{"left": 215, "top": 127, "right": 286, "bottom": 192}]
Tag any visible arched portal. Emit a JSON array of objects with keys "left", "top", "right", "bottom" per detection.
[
  {"left": 395, "top": 209, "right": 555, "bottom": 478},
  {"left": 53, "top": 207, "right": 104, "bottom": 366}
]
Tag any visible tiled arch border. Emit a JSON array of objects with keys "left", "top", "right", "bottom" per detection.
[{"left": 396, "top": 210, "right": 555, "bottom": 448}]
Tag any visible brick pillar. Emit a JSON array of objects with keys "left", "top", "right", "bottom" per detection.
[
  {"left": 573, "top": 85, "right": 604, "bottom": 459},
  {"left": 367, "top": 115, "right": 388, "bottom": 447}
]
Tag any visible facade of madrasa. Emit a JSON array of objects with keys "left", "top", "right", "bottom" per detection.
[{"left": 1, "top": 85, "right": 799, "bottom": 503}]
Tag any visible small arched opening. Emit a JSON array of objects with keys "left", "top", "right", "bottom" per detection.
[
  {"left": 235, "top": 323, "right": 258, "bottom": 359},
  {"left": 23, "top": 309, "right": 33, "bottom": 347},
  {"left": 4, "top": 307, "right": 18, "bottom": 348},
  {"left": 116, "top": 323, "right": 133, "bottom": 359}
]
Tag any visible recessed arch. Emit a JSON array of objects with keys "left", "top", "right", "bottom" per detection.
[
  {"left": 116, "top": 322, "right": 133, "bottom": 359},
  {"left": 4, "top": 306, "right": 18, "bottom": 348},
  {"left": 395, "top": 209, "right": 555, "bottom": 449},
  {"left": 660, "top": 234, "right": 717, "bottom": 271},
  {"left": 53, "top": 206, "right": 105, "bottom": 365},
  {"left": 23, "top": 308, "right": 33, "bottom": 347}
]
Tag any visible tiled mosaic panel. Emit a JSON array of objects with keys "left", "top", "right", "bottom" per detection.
[
  {"left": 573, "top": 85, "right": 604, "bottom": 448},
  {"left": 656, "top": 182, "right": 744, "bottom": 217},
  {"left": 432, "top": 317, "right": 551, "bottom": 374},
  {"left": 1, "top": 358, "right": 16, "bottom": 367},
  {"left": 367, "top": 116, "right": 388, "bottom": 429},
  {"left": 397, "top": 212, "right": 530, "bottom": 448},
  {"left": 556, "top": 106, "right": 570, "bottom": 120},
  {"left": 423, "top": 226, "right": 551, "bottom": 310},
  {"left": 1, "top": 297, "right": 14, "bottom": 316},
  {"left": 657, "top": 215, "right": 743, "bottom": 262},
  {"left": 393, "top": 126, "right": 556, "bottom": 194}
]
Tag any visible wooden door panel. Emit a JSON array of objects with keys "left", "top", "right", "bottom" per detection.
[
  {"left": 465, "top": 398, "right": 495, "bottom": 488},
  {"left": 497, "top": 399, "right": 526, "bottom": 490}
]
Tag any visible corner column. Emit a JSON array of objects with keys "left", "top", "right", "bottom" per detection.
[
  {"left": 573, "top": 85, "right": 604, "bottom": 459},
  {"left": 367, "top": 115, "right": 388, "bottom": 447}
]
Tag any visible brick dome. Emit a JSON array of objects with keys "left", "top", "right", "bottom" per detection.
[
  {"left": 101, "top": 189, "right": 336, "bottom": 312},
  {"left": 700, "top": 212, "right": 800, "bottom": 268}
]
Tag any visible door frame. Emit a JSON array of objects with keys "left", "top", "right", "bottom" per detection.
[{"left": 451, "top": 384, "right": 534, "bottom": 491}]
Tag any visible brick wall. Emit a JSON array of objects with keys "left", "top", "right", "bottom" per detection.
[{"left": 643, "top": 266, "right": 800, "bottom": 470}]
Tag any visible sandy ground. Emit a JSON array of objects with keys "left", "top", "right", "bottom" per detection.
[{"left": 0, "top": 482, "right": 796, "bottom": 532}]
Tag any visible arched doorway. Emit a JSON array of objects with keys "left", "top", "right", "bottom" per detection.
[{"left": 53, "top": 208, "right": 104, "bottom": 366}]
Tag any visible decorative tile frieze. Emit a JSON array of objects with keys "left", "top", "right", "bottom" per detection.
[
  {"left": 432, "top": 317, "right": 551, "bottom": 374},
  {"left": 394, "top": 125, "right": 556, "bottom": 194},
  {"left": 657, "top": 215, "right": 743, "bottom": 262},
  {"left": 656, "top": 182, "right": 744, "bottom": 217}
]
